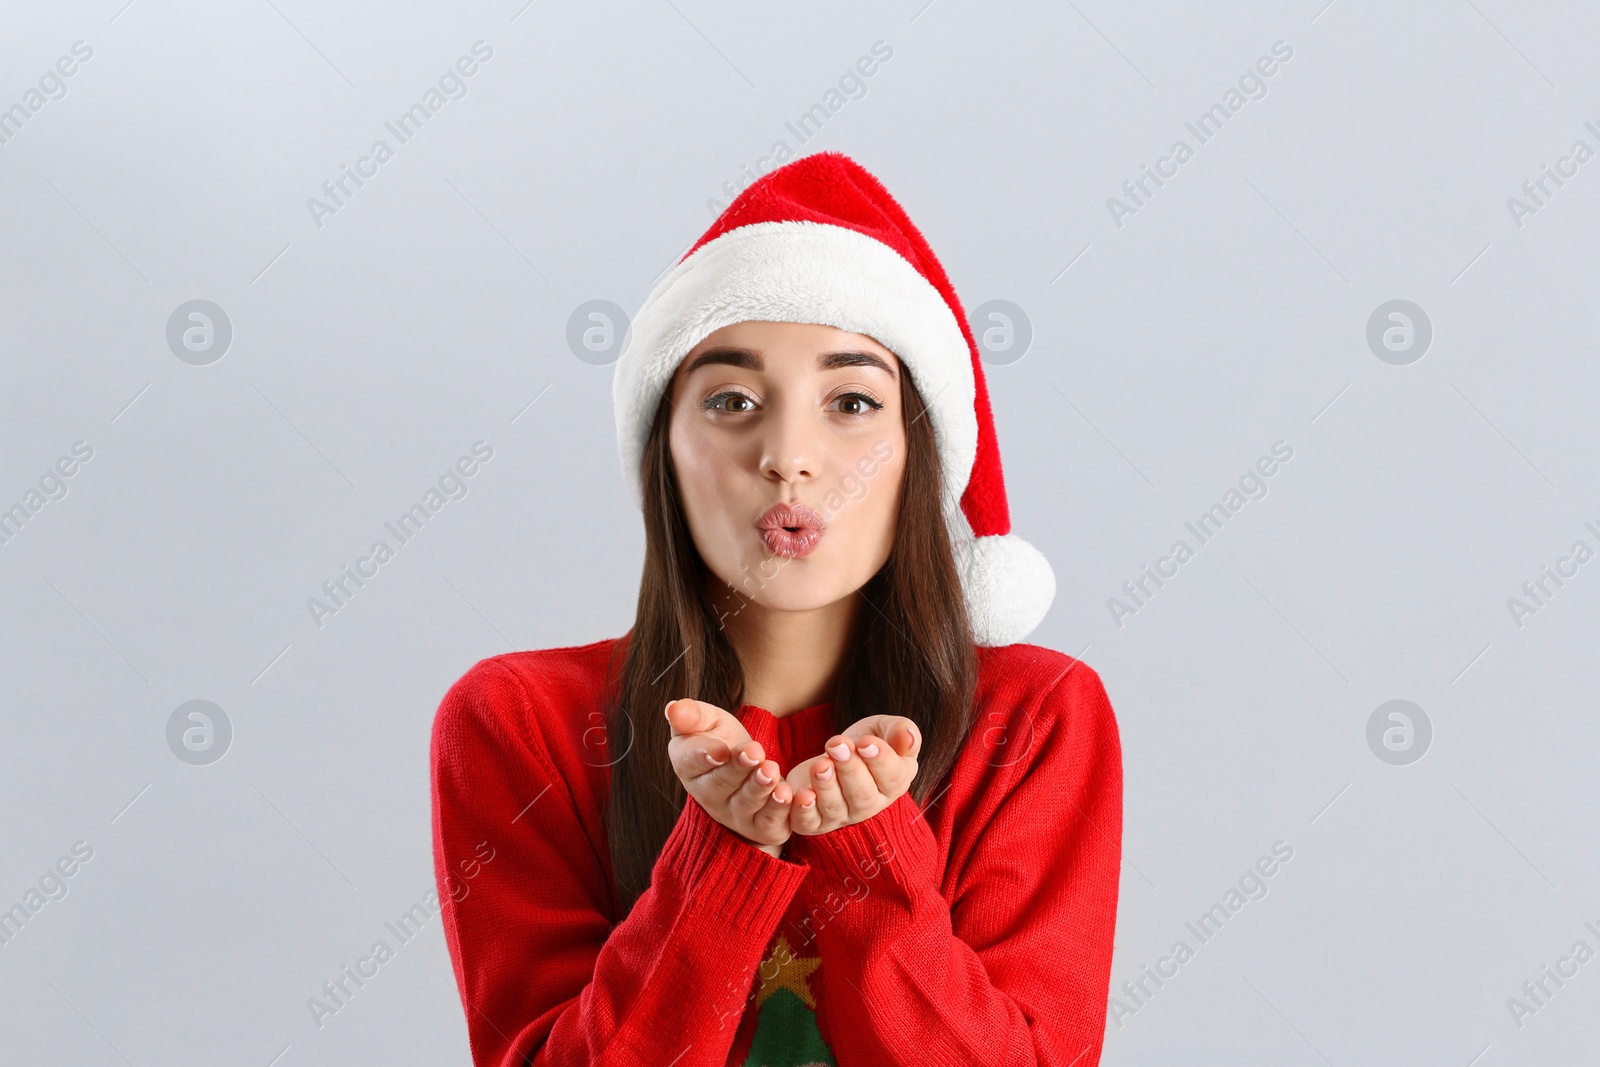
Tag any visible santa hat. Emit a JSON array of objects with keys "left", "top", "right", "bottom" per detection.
[{"left": 612, "top": 150, "right": 1054, "bottom": 646}]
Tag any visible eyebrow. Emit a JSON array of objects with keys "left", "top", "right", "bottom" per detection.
[{"left": 681, "top": 346, "right": 898, "bottom": 380}]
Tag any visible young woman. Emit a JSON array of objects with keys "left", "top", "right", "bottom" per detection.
[{"left": 431, "top": 152, "right": 1123, "bottom": 1066}]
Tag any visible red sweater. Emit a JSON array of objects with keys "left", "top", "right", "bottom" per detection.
[{"left": 429, "top": 635, "right": 1123, "bottom": 1066}]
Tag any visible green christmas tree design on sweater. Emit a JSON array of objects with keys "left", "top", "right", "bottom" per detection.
[{"left": 741, "top": 931, "right": 837, "bottom": 1067}]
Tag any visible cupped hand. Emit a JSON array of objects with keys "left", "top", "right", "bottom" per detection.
[
  {"left": 785, "top": 715, "right": 922, "bottom": 836},
  {"left": 665, "top": 699, "right": 795, "bottom": 856}
]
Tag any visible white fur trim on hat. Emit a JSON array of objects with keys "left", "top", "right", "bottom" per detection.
[
  {"left": 613, "top": 220, "right": 977, "bottom": 516},
  {"left": 952, "top": 532, "right": 1057, "bottom": 646}
]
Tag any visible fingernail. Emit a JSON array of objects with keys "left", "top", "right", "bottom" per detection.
[
  {"left": 816, "top": 763, "right": 833, "bottom": 780},
  {"left": 704, "top": 750, "right": 725, "bottom": 766},
  {"left": 801, "top": 798, "right": 815, "bottom": 808},
  {"left": 738, "top": 749, "right": 760, "bottom": 767},
  {"left": 663, "top": 701, "right": 673, "bottom": 719},
  {"left": 827, "top": 741, "right": 850, "bottom": 761},
  {"left": 859, "top": 742, "right": 879, "bottom": 757}
]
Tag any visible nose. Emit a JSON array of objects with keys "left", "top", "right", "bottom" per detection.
[{"left": 759, "top": 401, "right": 818, "bottom": 485}]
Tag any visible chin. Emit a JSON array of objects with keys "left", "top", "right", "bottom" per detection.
[
  {"left": 711, "top": 553, "right": 866, "bottom": 614},
  {"left": 751, "top": 582, "right": 855, "bottom": 613}
]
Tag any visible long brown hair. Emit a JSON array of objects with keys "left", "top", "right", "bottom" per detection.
[{"left": 600, "top": 363, "right": 979, "bottom": 918}]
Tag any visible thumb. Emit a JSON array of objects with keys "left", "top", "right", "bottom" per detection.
[
  {"left": 665, "top": 698, "right": 734, "bottom": 739},
  {"left": 890, "top": 718, "right": 922, "bottom": 758},
  {"left": 850, "top": 715, "right": 921, "bottom": 758}
]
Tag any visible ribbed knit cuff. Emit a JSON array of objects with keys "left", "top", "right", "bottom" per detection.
[
  {"left": 791, "top": 791, "right": 941, "bottom": 892},
  {"left": 655, "top": 794, "right": 812, "bottom": 928}
]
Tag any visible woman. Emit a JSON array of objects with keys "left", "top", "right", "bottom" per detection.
[{"left": 431, "top": 151, "right": 1123, "bottom": 1066}]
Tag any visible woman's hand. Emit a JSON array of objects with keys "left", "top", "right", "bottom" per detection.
[
  {"left": 665, "top": 698, "right": 796, "bottom": 857},
  {"left": 786, "top": 715, "right": 922, "bottom": 836}
]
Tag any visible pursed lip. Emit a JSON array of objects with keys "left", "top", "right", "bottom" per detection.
[{"left": 756, "top": 501, "right": 826, "bottom": 557}]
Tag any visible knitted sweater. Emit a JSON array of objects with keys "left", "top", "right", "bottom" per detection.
[{"left": 429, "top": 635, "right": 1123, "bottom": 1066}]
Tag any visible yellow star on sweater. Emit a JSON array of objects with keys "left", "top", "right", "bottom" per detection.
[{"left": 754, "top": 932, "right": 821, "bottom": 1010}]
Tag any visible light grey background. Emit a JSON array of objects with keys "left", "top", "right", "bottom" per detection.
[{"left": 3, "top": 0, "right": 1598, "bottom": 1063}]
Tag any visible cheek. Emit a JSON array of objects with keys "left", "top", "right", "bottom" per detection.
[
  {"left": 669, "top": 430, "right": 748, "bottom": 553},
  {"left": 670, "top": 426, "right": 733, "bottom": 498},
  {"left": 871, "top": 457, "right": 906, "bottom": 537},
  {"left": 833, "top": 441, "right": 905, "bottom": 542}
]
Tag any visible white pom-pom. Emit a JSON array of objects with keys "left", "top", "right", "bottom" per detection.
[{"left": 952, "top": 533, "right": 1057, "bottom": 646}]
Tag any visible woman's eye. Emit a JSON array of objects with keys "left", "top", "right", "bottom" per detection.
[
  {"left": 706, "top": 392, "right": 756, "bottom": 413},
  {"left": 833, "top": 392, "right": 884, "bottom": 416}
]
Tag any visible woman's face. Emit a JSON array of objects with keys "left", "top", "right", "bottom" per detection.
[{"left": 667, "top": 320, "right": 908, "bottom": 618}]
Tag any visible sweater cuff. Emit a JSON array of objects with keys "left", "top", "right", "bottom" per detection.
[
  {"left": 655, "top": 793, "right": 812, "bottom": 928},
  {"left": 791, "top": 791, "right": 941, "bottom": 891}
]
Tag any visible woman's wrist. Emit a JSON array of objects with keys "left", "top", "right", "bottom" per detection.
[{"left": 738, "top": 833, "right": 785, "bottom": 860}]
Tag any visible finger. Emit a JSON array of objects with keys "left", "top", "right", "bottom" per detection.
[
  {"left": 825, "top": 734, "right": 881, "bottom": 812},
  {"left": 665, "top": 700, "right": 754, "bottom": 789},
  {"left": 665, "top": 698, "right": 748, "bottom": 746},
  {"left": 728, "top": 752, "right": 780, "bottom": 820},
  {"left": 666, "top": 727, "right": 723, "bottom": 783},
  {"left": 886, "top": 719, "right": 921, "bottom": 758},
  {"left": 733, "top": 741, "right": 767, "bottom": 771},
  {"left": 745, "top": 764, "right": 795, "bottom": 838},
  {"left": 670, "top": 733, "right": 761, "bottom": 792},
  {"left": 703, "top": 739, "right": 767, "bottom": 799},
  {"left": 839, "top": 732, "right": 899, "bottom": 797},
  {"left": 664, "top": 698, "right": 709, "bottom": 737},
  {"left": 788, "top": 776, "right": 822, "bottom": 835},
  {"left": 806, "top": 754, "right": 847, "bottom": 827},
  {"left": 846, "top": 715, "right": 921, "bottom": 759}
]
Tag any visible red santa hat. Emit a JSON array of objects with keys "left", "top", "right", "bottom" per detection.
[{"left": 613, "top": 150, "right": 1054, "bottom": 646}]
